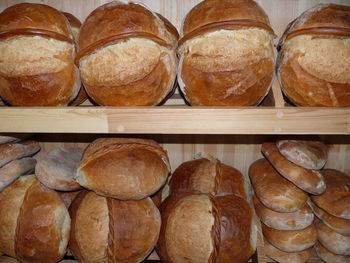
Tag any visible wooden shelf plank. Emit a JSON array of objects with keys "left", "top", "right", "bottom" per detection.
[{"left": 0, "top": 107, "right": 349, "bottom": 134}]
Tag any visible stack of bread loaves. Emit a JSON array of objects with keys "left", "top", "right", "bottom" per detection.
[
  {"left": 157, "top": 157, "right": 257, "bottom": 263},
  {"left": 250, "top": 140, "right": 328, "bottom": 263}
]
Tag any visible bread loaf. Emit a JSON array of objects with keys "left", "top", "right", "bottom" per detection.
[
  {"left": 0, "top": 141, "right": 40, "bottom": 167},
  {"left": 249, "top": 158, "right": 307, "bottom": 212},
  {"left": 157, "top": 192, "right": 256, "bottom": 263},
  {"left": 0, "top": 136, "right": 19, "bottom": 145},
  {"left": 253, "top": 196, "right": 313, "bottom": 231},
  {"left": 311, "top": 169, "right": 350, "bottom": 219},
  {"left": 0, "top": 175, "right": 70, "bottom": 262},
  {"left": 261, "top": 142, "right": 325, "bottom": 195},
  {"left": 69, "top": 191, "right": 161, "bottom": 263},
  {"left": 35, "top": 146, "right": 83, "bottom": 191},
  {"left": 264, "top": 238, "right": 312, "bottom": 263},
  {"left": 276, "top": 140, "right": 327, "bottom": 170},
  {"left": 0, "top": 257, "right": 18, "bottom": 263},
  {"left": 169, "top": 157, "right": 249, "bottom": 200},
  {"left": 315, "top": 242, "right": 350, "bottom": 263},
  {"left": 0, "top": 3, "right": 80, "bottom": 106},
  {"left": 277, "top": 4, "right": 350, "bottom": 106},
  {"left": 178, "top": 0, "right": 275, "bottom": 106},
  {"left": 77, "top": 138, "right": 170, "bottom": 200},
  {"left": 262, "top": 223, "right": 317, "bottom": 253},
  {"left": 0, "top": 157, "right": 36, "bottom": 191},
  {"left": 315, "top": 219, "right": 350, "bottom": 256},
  {"left": 57, "top": 190, "right": 82, "bottom": 208},
  {"left": 77, "top": 1, "right": 177, "bottom": 106}
]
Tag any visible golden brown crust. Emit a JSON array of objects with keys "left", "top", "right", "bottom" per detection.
[
  {"left": 0, "top": 141, "right": 40, "bottom": 168},
  {"left": 253, "top": 196, "right": 314, "bottom": 231},
  {"left": 315, "top": 241, "right": 350, "bottom": 263},
  {"left": 261, "top": 142, "right": 326, "bottom": 195},
  {"left": 61, "top": 12, "right": 81, "bottom": 30},
  {"left": 15, "top": 178, "right": 70, "bottom": 263},
  {"left": 315, "top": 219, "right": 350, "bottom": 256},
  {"left": 276, "top": 140, "right": 327, "bottom": 170},
  {"left": 262, "top": 223, "right": 317, "bottom": 253},
  {"left": 68, "top": 86, "right": 88, "bottom": 106},
  {"left": 249, "top": 158, "right": 308, "bottom": 213},
  {"left": 155, "top": 13, "right": 179, "bottom": 42},
  {"left": 311, "top": 169, "right": 350, "bottom": 219}
]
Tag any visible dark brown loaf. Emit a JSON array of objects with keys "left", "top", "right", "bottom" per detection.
[
  {"left": 308, "top": 200, "right": 350, "bottom": 236},
  {"left": 157, "top": 192, "right": 256, "bottom": 263},
  {"left": 77, "top": 1, "right": 177, "bottom": 106},
  {"left": 262, "top": 223, "right": 317, "bottom": 253},
  {"left": 253, "top": 195, "right": 313, "bottom": 231},
  {"left": 178, "top": 0, "right": 275, "bottom": 106},
  {"left": 169, "top": 157, "right": 249, "bottom": 200},
  {"left": 77, "top": 138, "right": 170, "bottom": 200},
  {"left": 315, "top": 242, "right": 350, "bottom": 263},
  {"left": 35, "top": 146, "right": 83, "bottom": 191},
  {"left": 249, "top": 158, "right": 308, "bottom": 213},
  {"left": 311, "top": 169, "right": 350, "bottom": 219},
  {"left": 277, "top": 4, "right": 350, "bottom": 107},
  {"left": 0, "top": 141, "right": 40, "bottom": 168},
  {"left": 0, "top": 3, "right": 80, "bottom": 106},
  {"left": 261, "top": 142, "right": 325, "bottom": 195},
  {"left": 0, "top": 157, "right": 36, "bottom": 191},
  {"left": 276, "top": 140, "right": 327, "bottom": 170},
  {"left": 69, "top": 191, "right": 161, "bottom": 263},
  {"left": 315, "top": 219, "right": 350, "bottom": 256},
  {"left": 264, "top": 238, "right": 312, "bottom": 263}
]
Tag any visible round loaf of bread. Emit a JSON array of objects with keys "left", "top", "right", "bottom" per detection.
[
  {"left": 277, "top": 4, "right": 350, "bottom": 107},
  {"left": 315, "top": 242, "right": 350, "bottom": 263},
  {"left": 261, "top": 142, "right": 325, "bottom": 195},
  {"left": 157, "top": 192, "right": 257, "bottom": 263},
  {"left": 178, "top": 0, "right": 275, "bottom": 106},
  {"left": 169, "top": 157, "right": 249, "bottom": 200},
  {"left": 77, "top": 1, "right": 177, "bottom": 106},
  {"left": 69, "top": 191, "right": 161, "bottom": 263},
  {"left": 262, "top": 223, "right": 317, "bottom": 253},
  {"left": 0, "top": 141, "right": 40, "bottom": 168},
  {"left": 276, "top": 140, "right": 327, "bottom": 170},
  {"left": 76, "top": 138, "right": 170, "bottom": 200},
  {"left": 264, "top": 238, "right": 312, "bottom": 263},
  {"left": 311, "top": 169, "right": 350, "bottom": 219},
  {"left": 0, "top": 175, "right": 70, "bottom": 262},
  {"left": 249, "top": 158, "right": 307, "bottom": 213},
  {"left": 253, "top": 196, "right": 313, "bottom": 231},
  {"left": 0, "top": 3, "right": 80, "bottom": 106},
  {"left": 315, "top": 219, "right": 350, "bottom": 256},
  {"left": 308, "top": 200, "right": 350, "bottom": 236},
  {"left": 35, "top": 146, "right": 83, "bottom": 191}
]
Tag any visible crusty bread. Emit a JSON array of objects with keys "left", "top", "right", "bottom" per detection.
[
  {"left": 69, "top": 191, "right": 161, "bottom": 263},
  {"left": 262, "top": 223, "right": 317, "bottom": 253},
  {"left": 311, "top": 169, "right": 350, "bottom": 219},
  {"left": 0, "top": 157, "right": 36, "bottom": 192},
  {"left": 0, "top": 256, "right": 18, "bottom": 263},
  {"left": 308, "top": 199, "right": 350, "bottom": 236},
  {"left": 249, "top": 158, "right": 307, "bottom": 213},
  {"left": 77, "top": 138, "right": 170, "bottom": 200},
  {"left": 276, "top": 140, "right": 327, "bottom": 170},
  {"left": 315, "top": 241, "right": 350, "bottom": 263},
  {"left": 0, "top": 136, "right": 19, "bottom": 145},
  {"left": 315, "top": 218, "right": 350, "bottom": 256},
  {"left": 277, "top": 4, "right": 350, "bottom": 107},
  {"left": 57, "top": 190, "right": 82, "bottom": 208},
  {"left": 261, "top": 142, "right": 325, "bottom": 195},
  {"left": 178, "top": 0, "right": 275, "bottom": 106},
  {"left": 264, "top": 238, "right": 312, "bottom": 263},
  {"left": 0, "top": 3, "right": 80, "bottom": 106},
  {"left": 253, "top": 196, "right": 313, "bottom": 231},
  {"left": 35, "top": 146, "right": 83, "bottom": 191},
  {"left": 77, "top": 1, "right": 177, "bottom": 106},
  {"left": 0, "top": 141, "right": 40, "bottom": 168},
  {"left": 169, "top": 157, "right": 249, "bottom": 200},
  {"left": 157, "top": 192, "right": 256, "bottom": 263}
]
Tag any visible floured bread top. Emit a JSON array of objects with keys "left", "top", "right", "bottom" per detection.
[
  {"left": 180, "top": 28, "right": 273, "bottom": 72},
  {"left": 80, "top": 38, "right": 171, "bottom": 86},
  {"left": 0, "top": 36, "right": 74, "bottom": 77},
  {"left": 284, "top": 35, "right": 350, "bottom": 83}
]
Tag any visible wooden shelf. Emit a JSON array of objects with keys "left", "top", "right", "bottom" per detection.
[{"left": 0, "top": 106, "right": 349, "bottom": 135}]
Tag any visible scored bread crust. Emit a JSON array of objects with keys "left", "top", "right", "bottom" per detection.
[
  {"left": 315, "top": 241, "right": 350, "bottom": 263},
  {"left": 249, "top": 158, "right": 308, "bottom": 213},
  {"left": 0, "top": 141, "right": 40, "bottom": 168},
  {"left": 261, "top": 142, "right": 326, "bottom": 195}
]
